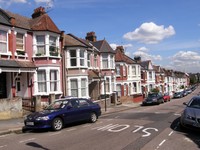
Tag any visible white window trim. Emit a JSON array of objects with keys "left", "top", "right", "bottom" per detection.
[
  {"left": 33, "top": 32, "right": 60, "bottom": 58},
  {"left": 0, "top": 26, "right": 12, "bottom": 55},
  {"left": 67, "top": 76, "right": 89, "bottom": 98},
  {"left": 33, "top": 66, "right": 62, "bottom": 96}
]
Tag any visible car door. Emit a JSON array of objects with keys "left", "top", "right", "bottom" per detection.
[
  {"left": 76, "top": 99, "right": 91, "bottom": 121},
  {"left": 62, "top": 100, "right": 80, "bottom": 123}
]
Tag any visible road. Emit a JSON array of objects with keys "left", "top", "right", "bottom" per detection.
[{"left": 1, "top": 89, "right": 200, "bottom": 150}]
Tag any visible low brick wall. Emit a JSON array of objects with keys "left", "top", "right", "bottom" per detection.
[
  {"left": 0, "top": 97, "right": 23, "bottom": 120},
  {"left": 133, "top": 94, "right": 144, "bottom": 103}
]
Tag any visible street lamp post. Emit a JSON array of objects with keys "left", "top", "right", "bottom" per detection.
[{"left": 104, "top": 75, "right": 107, "bottom": 112}]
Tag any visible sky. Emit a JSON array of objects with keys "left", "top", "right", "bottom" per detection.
[{"left": 1, "top": 0, "right": 200, "bottom": 73}]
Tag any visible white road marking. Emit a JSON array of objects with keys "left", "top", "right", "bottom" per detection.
[
  {"left": 83, "top": 124, "right": 91, "bottom": 128},
  {"left": 19, "top": 138, "right": 36, "bottom": 143},
  {"left": 49, "top": 132, "right": 61, "bottom": 136},
  {"left": 66, "top": 128, "right": 76, "bottom": 132},
  {"left": 168, "top": 131, "right": 173, "bottom": 136},
  {"left": 174, "top": 113, "right": 181, "bottom": 116},
  {"left": 0, "top": 145, "right": 7, "bottom": 148},
  {"left": 114, "top": 116, "right": 120, "bottom": 119},
  {"left": 159, "top": 139, "right": 166, "bottom": 146}
]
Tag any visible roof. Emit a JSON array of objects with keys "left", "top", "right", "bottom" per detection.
[
  {"left": 92, "top": 40, "right": 115, "bottom": 54},
  {"left": 1, "top": 8, "right": 60, "bottom": 33},
  {"left": 115, "top": 46, "right": 136, "bottom": 64},
  {"left": 0, "top": 59, "right": 36, "bottom": 68},
  {"left": 64, "top": 34, "right": 92, "bottom": 48}
]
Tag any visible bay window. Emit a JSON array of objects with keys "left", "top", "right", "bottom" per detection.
[
  {"left": 50, "top": 70, "right": 58, "bottom": 91},
  {"left": 71, "top": 79, "right": 78, "bottom": 97},
  {"left": 37, "top": 70, "right": 46, "bottom": 92},
  {"left": 81, "top": 79, "right": 86, "bottom": 97},
  {"left": 16, "top": 33, "right": 24, "bottom": 52},
  {"left": 87, "top": 53, "right": 91, "bottom": 67},
  {"left": 80, "top": 50, "right": 85, "bottom": 66},
  {"left": 36, "top": 35, "right": 45, "bottom": 55},
  {"left": 102, "top": 54, "right": 108, "bottom": 69}
]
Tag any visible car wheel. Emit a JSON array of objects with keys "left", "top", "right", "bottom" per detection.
[
  {"left": 52, "top": 117, "right": 63, "bottom": 131},
  {"left": 90, "top": 112, "right": 97, "bottom": 123}
]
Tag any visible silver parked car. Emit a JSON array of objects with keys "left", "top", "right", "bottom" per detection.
[{"left": 180, "top": 96, "right": 200, "bottom": 130}]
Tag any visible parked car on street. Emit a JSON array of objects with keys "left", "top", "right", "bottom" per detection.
[
  {"left": 173, "top": 91, "right": 184, "bottom": 98},
  {"left": 142, "top": 92, "right": 164, "bottom": 105},
  {"left": 180, "top": 96, "right": 200, "bottom": 130},
  {"left": 163, "top": 93, "right": 171, "bottom": 102},
  {"left": 23, "top": 98, "right": 101, "bottom": 131}
]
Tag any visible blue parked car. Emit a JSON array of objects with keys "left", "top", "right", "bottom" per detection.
[{"left": 23, "top": 98, "right": 101, "bottom": 131}]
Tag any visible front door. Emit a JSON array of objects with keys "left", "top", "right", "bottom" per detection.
[
  {"left": 15, "top": 77, "right": 21, "bottom": 97},
  {"left": 0, "top": 72, "right": 7, "bottom": 98}
]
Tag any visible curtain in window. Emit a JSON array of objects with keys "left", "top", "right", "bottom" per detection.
[
  {"left": 50, "top": 70, "right": 57, "bottom": 91},
  {"left": 102, "top": 54, "right": 108, "bottom": 68},
  {"left": 71, "top": 79, "right": 78, "bottom": 97},
  {"left": 16, "top": 33, "right": 24, "bottom": 51},
  {"left": 81, "top": 79, "right": 86, "bottom": 97},
  {"left": 37, "top": 70, "right": 46, "bottom": 92},
  {"left": 0, "top": 30, "right": 7, "bottom": 53}
]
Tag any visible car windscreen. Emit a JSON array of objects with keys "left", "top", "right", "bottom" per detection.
[
  {"left": 45, "top": 100, "right": 69, "bottom": 110},
  {"left": 188, "top": 98, "right": 200, "bottom": 109},
  {"left": 148, "top": 93, "right": 157, "bottom": 98}
]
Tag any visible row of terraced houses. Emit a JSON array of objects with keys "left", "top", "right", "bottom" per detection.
[{"left": 0, "top": 7, "right": 189, "bottom": 117}]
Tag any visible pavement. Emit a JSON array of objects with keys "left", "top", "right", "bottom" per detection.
[{"left": 0, "top": 102, "right": 142, "bottom": 136}]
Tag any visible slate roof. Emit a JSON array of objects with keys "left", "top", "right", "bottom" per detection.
[
  {"left": 0, "top": 59, "right": 36, "bottom": 68},
  {"left": 1, "top": 8, "right": 60, "bottom": 33},
  {"left": 64, "top": 34, "right": 92, "bottom": 48},
  {"left": 92, "top": 40, "right": 115, "bottom": 54}
]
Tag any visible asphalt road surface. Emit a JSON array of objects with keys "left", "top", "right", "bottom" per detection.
[{"left": 1, "top": 88, "right": 200, "bottom": 150}]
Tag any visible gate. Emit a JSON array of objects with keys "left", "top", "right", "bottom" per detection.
[{"left": 22, "top": 97, "right": 35, "bottom": 112}]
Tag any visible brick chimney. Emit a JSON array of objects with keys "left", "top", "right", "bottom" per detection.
[
  {"left": 85, "top": 32, "right": 97, "bottom": 42},
  {"left": 116, "top": 46, "right": 125, "bottom": 54},
  {"left": 32, "top": 6, "right": 46, "bottom": 19}
]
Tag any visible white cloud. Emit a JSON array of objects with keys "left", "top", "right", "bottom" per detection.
[
  {"left": 123, "top": 22, "right": 175, "bottom": 44},
  {"left": 0, "top": 0, "right": 27, "bottom": 5},
  {"left": 138, "top": 46, "right": 149, "bottom": 52},
  {"left": 133, "top": 51, "right": 162, "bottom": 61},
  {"left": 169, "top": 51, "right": 200, "bottom": 73},
  {"left": 110, "top": 43, "right": 133, "bottom": 50},
  {"left": 34, "top": 0, "right": 54, "bottom": 8}
]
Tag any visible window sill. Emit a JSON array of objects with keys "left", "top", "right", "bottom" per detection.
[{"left": 0, "top": 51, "right": 12, "bottom": 56}]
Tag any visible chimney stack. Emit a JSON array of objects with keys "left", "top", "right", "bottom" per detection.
[
  {"left": 32, "top": 6, "right": 46, "bottom": 19},
  {"left": 85, "top": 32, "right": 97, "bottom": 42}
]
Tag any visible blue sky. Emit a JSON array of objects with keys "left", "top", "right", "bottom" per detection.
[{"left": 1, "top": 0, "right": 200, "bottom": 73}]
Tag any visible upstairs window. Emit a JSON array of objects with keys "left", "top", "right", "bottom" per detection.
[
  {"left": 94, "top": 54, "right": 98, "bottom": 68},
  {"left": 80, "top": 50, "right": 85, "bottom": 66},
  {"left": 16, "top": 33, "right": 24, "bottom": 51},
  {"left": 102, "top": 54, "right": 108, "bottom": 69},
  {"left": 0, "top": 30, "right": 7, "bottom": 53},
  {"left": 132, "top": 66, "right": 136, "bottom": 75},
  {"left": 70, "top": 50, "right": 77, "bottom": 66},
  {"left": 49, "top": 36, "right": 58, "bottom": 56},
  {"left": 36, "top": 35, "right": 45, "bottom": 55},
  {"left": 116, "top": 65, "right": 120, "bottom": 76},
  {"left": 110, "top": 55, "right": 114, "bottom": 68},
  {"left": 87, "top": 53, "right": 91, "bottom": 67}
]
